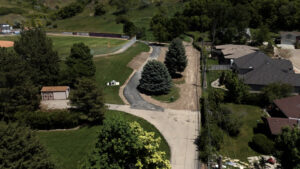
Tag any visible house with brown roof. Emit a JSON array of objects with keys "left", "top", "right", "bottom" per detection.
[
  {"left": 214, "top": 44, "right": 258, "bottom": 64},
  {"left": 267, "top": 95, "right": 300, "bottom": 135},
  {"left": 41, "top": 86, "right": 70, "bottom": 100}
]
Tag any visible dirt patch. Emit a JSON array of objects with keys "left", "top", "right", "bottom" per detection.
[
  {"left": 157, "top": 47, "right": 168, "bottom": 62},
  {"left": 0, "top": 40, "right": 14, "bottom": 48},
  {"left": 141, "top": 43, "right": 201, "bottom": 111},
  {"left": 286, "top": 49, "right": 300, "bottom": 73},
  {"left": 127, "top": 52, "right": 150, "bottom": 70}
]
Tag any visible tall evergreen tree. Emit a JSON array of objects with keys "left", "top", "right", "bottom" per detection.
[
  {"left": 0, "top": 48, "right": 39, "bottom": 121},
  {"left": 65, "top": 43, "right": 95, "bottom": 86},
  {"left": 164, "top": 38, "right": 187, "bottom": 77},
  {"left": 14, "top": 28, "right": 60, "bottom": 86},
  {"left": 138, "top": 60, "right": 172, "bottom": 95},
  {"left": 0, "top": 122, "right": 55, "bottom": 169},
  {"left": 70, "top": 78, "right": 105, "bottom": 124}
]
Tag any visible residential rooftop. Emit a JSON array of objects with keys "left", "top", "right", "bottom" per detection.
[
  {"left": 41, "top": 86, "right": 70, "bottom": 92},
  {"left": 215, "top": 44, "right": 258, "bottom": 59},
  {"left": 274, "top": 95, "right": 300, "bottom": 119}
]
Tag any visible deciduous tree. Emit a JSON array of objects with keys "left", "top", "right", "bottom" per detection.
[
  {"left": 83, "top": 119, "right": 170, "bottom": 169},
  {"left": 224, "top": 72, "right": 249, "bottom": 103},
  {"left": 274, "top": 127, "right": 300, "bottom": 169},
  {"left": 261, "top": 82, "right": 292, "bottom": 106}
]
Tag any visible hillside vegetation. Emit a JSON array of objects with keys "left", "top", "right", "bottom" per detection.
[{"left": 0, "top": 0, "right": 182, "bottom": 40}]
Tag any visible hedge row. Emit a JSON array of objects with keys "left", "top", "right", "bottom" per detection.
[{"left": 16, "top": 110, "right": 80, "bottom": 130}]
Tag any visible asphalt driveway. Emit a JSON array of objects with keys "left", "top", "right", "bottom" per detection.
[{"left": 123, "top": 45, "right": 164, "bottom": 111}]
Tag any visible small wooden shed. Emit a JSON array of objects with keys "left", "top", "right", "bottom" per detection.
[{"left": 41, "top": 86, "right": 70, "bottom": 100}]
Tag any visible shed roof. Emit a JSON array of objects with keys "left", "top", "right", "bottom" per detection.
[
  {"left": 267, "top": 117, "right": 298, "bottom": 135},
  {"left": 274, "top": 95, "right": 300, "bottom": 119},
  {"left": 41, "top": 86, "right": 69, "bottom": 92}
]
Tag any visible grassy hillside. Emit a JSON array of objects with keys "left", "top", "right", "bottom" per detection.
[
  {"left": 0, "top": 0, "right": 182, "bottom": 40},
  {"left": 0, "top": 35, "right": 127, "bottom": 59},
  {"left": 38, "top": 110, "right": 170, "bottom": 169}
]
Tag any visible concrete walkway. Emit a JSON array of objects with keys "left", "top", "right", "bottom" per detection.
[{"left": 107, "top": 104, "right": 199, "bottom": 169}]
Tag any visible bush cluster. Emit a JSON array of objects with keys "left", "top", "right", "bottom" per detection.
[
  {"left": 16, "top": 110, "right": 80, "bottom": 130},
  {"left": 0, "top": 7, "right": 24, "bottom": 15},
  {"left": 251, "top": 134, "right": 275, "bottom": 154},
  {"left": 55, "top": 3, "right": 83, "bottom": 19}
]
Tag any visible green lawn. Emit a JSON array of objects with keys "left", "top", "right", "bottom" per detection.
[
  {"left": 94, "top": 42, "right": 150, "bottom": 104},
  {"left": 0, "top": 35, "right": 127, "bottom": 59},
  {"left": 219, "top": 103, "right": 263, "bottom": 162},
  {"left": 37, "top": 110, "right": 170, "bottom": 169},
  {"left": 151, "top": 86, "right": 180, "bottom": 103}
]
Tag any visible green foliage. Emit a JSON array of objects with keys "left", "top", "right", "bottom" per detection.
[
  {"left": 208, "top": 89, "right": 224, "bottom": 110},
  {"left": 0, "top": 7, "right": 24, "bottom": 15},
  {"left": 15, "top": 110, "right": 79, "bottom": 130},
  {"left": 0, "top": 122, "right": 55, "bottom": 169},
  {"left": 164, "top": 38, "right": 187, "bottom": 77},
  {"left": 197, "top": 124, "right": 224, "bottom": 163},
  {"left": 94, "top": 4, "right": 106, "bottom": 16},
  {"left": 251, "top": 134, "right": 274, "bottom": 154},
  {"left": 65, "top": 43, "right": 96, "bottom": 85},
  {"left": 150, "top": 13, "right": 170, "bottom": 42},
  {"left": 0, "top": 48, "right": 40, "bottom": 121},
  {"left": 70, "top": 78, "right": 105, "bottom": 124},
  {"left": 262, "top": 82, "right": 293, "bottom": 106},
  {"left": 123, "top": 21, "right": 137, "bottom": 37},
  {"left": 274, "top": 127, "right": 300, "bottom": 169},
  {"left": 252, "top": 25, "right": 271, "bottom": 45},
  {"left": 37, "top": 110, "right": 170, "bottom": 169},
  {"left": 138, "top": 60, "right": 172, "bottom": 95},
  {"left": 219, "top": 71, "right": 226, "bottom": 85},
  {"left": 14, "top": 28, "right": 60, "bottom": 86},
  {"left": 150, "top": 13, "right": 186, "bottom": 42},
  {"left": 83, "top": 119, "right": 170, "bottom": 168},
  {"left": 55, "top": 3, "right": 84, "bottom": 19},
  {"left": 110, "top": 0, "right": 134, "bottom": 14},
  {"left": 224, "top": 71, "right": 249, "bottom": 104},
  {"left": 218, "top": 107, "right": 243, "bottom": 137}
]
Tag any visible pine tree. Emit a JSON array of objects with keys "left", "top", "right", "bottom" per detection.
[
  {"left": 65, "top": 43, "right": 96, "bottom": 86},
  {"left": 0, "top": 122, "right": 55, "bottom": 169},
  {"left": 0, "top": 48, "right": 39, "bottom": 121},
  {"left": 14, "top": 28, "right": 60, "bottom": 86},
  {"left": 164, "top": 38, "right": 187, "bottom": 77},
  {"left": 138, "top": 60, "right": 172, "bottom": 95},
  {"left": 70, "top": 78, "right": 105, "bottom": 124}
]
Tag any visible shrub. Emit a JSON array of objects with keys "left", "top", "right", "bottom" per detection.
[
  {"left": 94, "top": 4, "right": 106, "bottom": 16},
  {"left": 115, "top": 15, "right": 129, "bottom": 24},
  {"left": 138, "top": 60, "right": 172, "bottom": 95},
  {"left": 16, "top": 110, "right": 79, "bottom": 130},
  {"left": 55, "top": 3, "right": 83, "bottom": 19},
  {"left": 217, "top": 107, "right": 243, "bottom": 136},
  {"left": 251, "top": 134, "right": 274, "bottom": 154},
  {"left": 0, "top": 7, "right": 24, "bottom": 15}
]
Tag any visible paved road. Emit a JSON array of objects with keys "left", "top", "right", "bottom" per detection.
[
  {"left": 108, "top": 104, "right": 199, "bottom": 169},
  {"left": 123, "top": 45, "right": 164, "bottom": 111}
]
